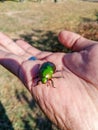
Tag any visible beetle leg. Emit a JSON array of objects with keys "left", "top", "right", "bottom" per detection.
[
  {"left": 46, "top": 79, "right": 55, "bottom": 88},
  {"left": 54, "top": 67, "right": 65, "bottom": 78},
  {"left": 46, "top": 81, "right": 50, "bottom": 87},
  {"left": 50, "top": 79, "right": 55, "bottom": 88}
]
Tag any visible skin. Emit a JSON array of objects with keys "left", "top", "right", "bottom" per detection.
[{"left": 0, "top": 31, "right": 98, "bottom": 130}]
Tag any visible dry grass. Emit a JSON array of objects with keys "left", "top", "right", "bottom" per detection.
[
  {"left": 0, "top": 0, "right": 98, "bottom": 130},
  {"left": 0, "top": 0, "right": 98, "bottom": 37}
]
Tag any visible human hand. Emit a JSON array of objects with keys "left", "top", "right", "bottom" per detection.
[{"left": 0, "top": 31, "right": 98, "bottom": 130}]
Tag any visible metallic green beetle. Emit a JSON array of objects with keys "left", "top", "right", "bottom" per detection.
[{"left": 39, "top": 62, "right": 56, "bottom": 86}]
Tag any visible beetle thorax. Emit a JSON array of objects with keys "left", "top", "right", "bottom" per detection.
[{"left": 46, "top": 73, "right": 52, "bottom": 79}]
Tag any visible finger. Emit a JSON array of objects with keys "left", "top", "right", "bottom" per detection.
[
  {"left": 58, "top": 30, "right": 98, "bottom": 51},
  {"left": 0, "top": 50, "right": 23, "bottom": 76},
  {"left": 0, "top": 32, "right": 26, "bottom": 55},
  {"left": 63, "top": 50, "right": 98, "bottom": 86},
  {"left": 16, "top": 39, "right": 41, "bottom": 56},
  {"left": 0, "top": 45, "right": 10, "bottom": 52},
  {"left": 0, "top": 50, "right": 41, "bottom": 91}
]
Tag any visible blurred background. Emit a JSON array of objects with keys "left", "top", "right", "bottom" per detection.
[{"left": 0, "top": 0, "right": 98, "bottom": 130}]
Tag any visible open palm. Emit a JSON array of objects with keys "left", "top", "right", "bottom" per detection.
[{"left": 0, "top": 31, "right": 98, "bottom": 130}]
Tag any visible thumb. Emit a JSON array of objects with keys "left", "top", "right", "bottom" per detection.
[
  {"left": 63, "top": 48, "right": 98, "bottom": 86},
  {"left": 58, "top": 30, "right": 97, "bottom": 51}
]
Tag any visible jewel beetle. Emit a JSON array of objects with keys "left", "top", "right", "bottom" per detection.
[{"left": 39, "top": 61, "right": 56, "bottom": 87}]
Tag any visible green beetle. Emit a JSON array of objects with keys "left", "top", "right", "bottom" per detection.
[{"left": 39, "top": 62, "right": 56, "bottom": 86}]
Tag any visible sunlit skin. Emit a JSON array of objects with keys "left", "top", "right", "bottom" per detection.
[{"left": 0, "top": 31, "right": 98, "bottom": 130}]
